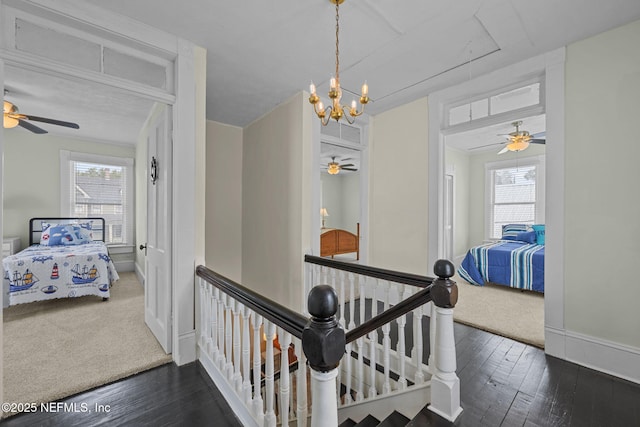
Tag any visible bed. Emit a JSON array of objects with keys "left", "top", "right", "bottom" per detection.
[
  {"left": 458, "top": 224, "right": 545, "bottom": 293},
  {"left": 321, "top": 223, "right": 359, "bottom": 260},
  {"left": 3, "top": 217, "right": 119, "bottom": 307}
]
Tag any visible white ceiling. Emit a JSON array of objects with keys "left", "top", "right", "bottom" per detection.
[{"left": 4, "top": 0, "right": 640, "bottom": 146}]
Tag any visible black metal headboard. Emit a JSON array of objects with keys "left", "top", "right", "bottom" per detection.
[{"left": 29, "top": 217, "right": 106, "bottom": 246}]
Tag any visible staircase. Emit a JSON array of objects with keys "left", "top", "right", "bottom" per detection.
[{"left": 195, "top": 256, "right": 462, "bottom": 427}]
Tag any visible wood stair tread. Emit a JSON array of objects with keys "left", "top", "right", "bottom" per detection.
[
  {"left": 354, "top": 414, "right": 380, "bottom": 427},
  {"left": 378, "top": 410, "right": 411, "bottom": 427}
]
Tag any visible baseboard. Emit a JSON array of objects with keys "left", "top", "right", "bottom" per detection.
[
  {"left": 134, "top": 263, "right": 145, "bottom": 287},
  {"left": 546, "top": 326, "right": 640, "bottom": 384},
  {"left": 113, "top": 260, "right": 134, "bottom": 272},
  {"left": 174, "top": 331, "right": 197, "bottom": 366}
]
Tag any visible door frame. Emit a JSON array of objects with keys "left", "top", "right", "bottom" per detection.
[
  {"left": 427, "top": 48, "right": 566, "bottom": 358},
  {"left": 0, "top": 0, "right": 203, "bottom": 373}
]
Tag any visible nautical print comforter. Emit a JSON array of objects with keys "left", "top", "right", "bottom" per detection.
[
  {"left": 458, "top": 241, "right": 544, "bottom": 293},
  {"left": 2, "top": 242, "right": 119, "bottom": 306}
]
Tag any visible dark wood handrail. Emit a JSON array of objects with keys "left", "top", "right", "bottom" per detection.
[
  {"left": 196, "top": 265, "right": 308, "bottom": 339},
  {"left": 305, "top": 254, "right": 435, "bottom": 288},
  {"left": 345, "top": 286, "right": 433, "bottom": 344}
]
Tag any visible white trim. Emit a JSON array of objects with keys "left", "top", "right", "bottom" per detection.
[
  {"left": 171, "top": 38, "right": 197, "bottom": 365},
  {"left": 546, "top": 327, "right": 640, "bottom": 384},
  {"left": 135, "top": 262, "right": 145, "bottom": 288},
  {"left": 112, "top": 259, "right": 134, "bottom": 272},
  {"left": 429, "top": 47, "right": 570, "bottom": 370},
  {"left": 199, "top": 349, "right": 260, "bottom": 427}
]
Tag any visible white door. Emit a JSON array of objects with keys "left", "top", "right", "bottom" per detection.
[{"left": 145, "top": 106, "right": 172, "bottom": 353}]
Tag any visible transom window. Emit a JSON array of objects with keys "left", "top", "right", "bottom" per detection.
[
  {"left": 448, "top": 82, "right": 542, "bottom": 127},
  {"left": 485, "top": 156, "right": 545, "bottom": 239}
]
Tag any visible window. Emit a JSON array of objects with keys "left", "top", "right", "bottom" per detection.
[
  {"left": 60, "top": 151, "right": 134, "bottom": 246},
  {"left": 447, "top": 81, "right": 542, "bottom": 127},
  {"left": 486, "top": 156, "right": 545, "bottom": 239}
]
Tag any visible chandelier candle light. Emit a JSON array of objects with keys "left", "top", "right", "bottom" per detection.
[{"left": 309, "top": 0, "right": 369, "bottom": 125}]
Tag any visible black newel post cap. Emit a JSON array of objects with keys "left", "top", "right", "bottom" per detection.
[
  {"left": 431, "top": 259, "right": 458, "bottom": 308},
  {"left": 302, "top": 285, "right": 346, "bottom": 372}
]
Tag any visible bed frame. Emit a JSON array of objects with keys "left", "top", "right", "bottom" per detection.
[
  {"left": 29, "top": 217, "right": 106, "bottom": 245},
  {"left": 320, "top": 223, "right": 359, "bottom": 260}
]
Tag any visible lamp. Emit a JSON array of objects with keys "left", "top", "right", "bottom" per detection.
[
  {"left": 320, "top": 208, "right": 329, "bottom": 228},
  {"left": 308, "top": 0, "right": 369, "bottom": 126},
  {"left": 3, "top": 101, "right": 19, "bottom": 128}
]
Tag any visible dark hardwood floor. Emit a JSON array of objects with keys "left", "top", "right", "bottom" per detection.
[{"left": 5, "top": 322, "right": 640, "bottom": 426}]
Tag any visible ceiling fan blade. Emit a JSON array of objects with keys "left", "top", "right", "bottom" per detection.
[
  {"left": 23, "top": 114, "right": 79, "bottom": 129},
  {"left": 529, "top": 139, "right": 545, "bottom": 144},
  {"left": 341, "top": 167, "right": 358, "bottom": 171},
  {"left": 497, "top": 146, "right": 509, "bottom": 155},
  {"left": 339, "top": 163, "right": 354, "bottom": 168},
  {"left": 469, "top": 141, "right": 506, "bottom": 150},
  {"left": 18, "top": 119, "right": 48, "bottom": 134}
]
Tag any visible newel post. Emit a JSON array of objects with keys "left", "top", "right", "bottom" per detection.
[
  {"left": 428, "top": 259, "right": 463, "bottom": 421},
  {"left": 302, "top": 285, "right": 346, "bottom": 427}
]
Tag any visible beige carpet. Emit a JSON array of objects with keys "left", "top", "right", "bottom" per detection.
[
  {"left": 453, "top": 275, "right": 545, "bottom": 348},
  {"left": 3, "top": 271, "right": 172, "bottom": 415}
]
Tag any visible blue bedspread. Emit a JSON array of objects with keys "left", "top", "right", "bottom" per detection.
[{"left": 458, "top": 241, "right": 544, "bottom": 293}]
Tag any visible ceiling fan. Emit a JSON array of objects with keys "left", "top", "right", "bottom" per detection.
[
  {"left": 325, "top": 156, "right": 357, "bottom": 175},
  {"left": 495, "top": 120, "right": 545, "bottom": 154},
  {"left": 3, "top": 99, "right": 80, "bottom": 134},
  {"left": 470, "top": 120, "right": 545, "bottom": 154}
]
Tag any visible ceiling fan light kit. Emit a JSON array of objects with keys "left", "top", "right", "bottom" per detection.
[
  {"left": 309, "top": 0, "right": 369, "bottom": 126},
  {"left": 497, "top": 120, "right": 545, "bottom": 155},
  {"left": 325, "top": 156, "right": 357, "bottom": 175}
]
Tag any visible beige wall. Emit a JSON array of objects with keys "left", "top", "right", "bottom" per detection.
[
  {"left": 205, "top": 120, "right": 243, "bottom": 282},
  {"left": 368, "top": 97, "right": 430, "bottom": 275},
  {"left": 3, "top": 131, "right": 134, "bottom": 251},
  {"left": 564, "top": 19, "right": 640, "bottom": 348},
  {"left": 241, "top": 92, "right": 313, "bottom": 311}
]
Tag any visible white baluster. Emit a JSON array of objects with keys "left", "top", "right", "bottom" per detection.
[
  {"left": 233, "top": 301, "right": 242, "bottom": 393},
  {"left": 217, "top": 291, "right": 226, "bottom": 370},
  {"left": 356, "top": 274, "right": 365, "bottom": 402},
  {"left": 428, "top": 302, "right": 436, "bottom": 374},
  {"left": 198, "top": 280, "right": 206, "bottom": 349},
  {"left": 209, "top": 285, "right": 218, "bottom": 360},
  {"left": 368, "top": 279, "right": 378, "bottom": 398},
  {"left": 295, "top": 339, "right": 308, "bottom": 427},
  {"left": 265, "top": 321, "right": 277, "bottom": 427},
  {"left": 381, "top": 281, "right": 391, "bottom": 395},
  {"left": 242, "top": 306, "right": 252, "bottom": 405},
  {"left": 225, "top": 297, "right": 234, "bottom": 380},
  {"left": 334, "top": 269, "right": 343, "bottom": 401},
  {"left": 397, "top": 284, "right": 408, "bottom": 390},
  {"left": 279, "top": 331, "right": 292, "bottom": 427},
  {"left": 252, "top": 313, "right": 264, "bottom": 424},
  {"left": 413, "top": 304, "right": 425, "bottom": 384}
]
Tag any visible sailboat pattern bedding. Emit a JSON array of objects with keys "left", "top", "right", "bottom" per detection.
[
  {"left": 3, "top": 242, "right": 119, "bottom": 306},
  {"left": 458, "top": 241, "right": 544, "bottom": 293}
]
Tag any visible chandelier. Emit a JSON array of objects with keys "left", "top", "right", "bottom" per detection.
[{"left": 308, "top": 0, "right": 369, "bottom": 125}]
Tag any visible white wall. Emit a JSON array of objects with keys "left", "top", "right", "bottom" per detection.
[
  {"left": 205, "top": 120, "right": 243, "bottom": 282},
  {"left": 368, "top": 97, "right": 430, "bottom": 275},
  {"left": 564, "top": 19, "right": 640, "bottom": 349},
  {"left": 341, "top": 172, "right": 360, "bottom": 233},
  {"left": 3, "top": 131, "right": 134, "bottom": 251},
  {"left": 242, "top": 92, "right": 313, "bottom": 311}
]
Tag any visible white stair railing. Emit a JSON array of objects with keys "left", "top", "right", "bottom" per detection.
[
  {"left": 195, "top": 258, "right": 461, "bottom": 427},
  {"left": 303, "top": 256, "right": 462, "bottom": 423}
]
